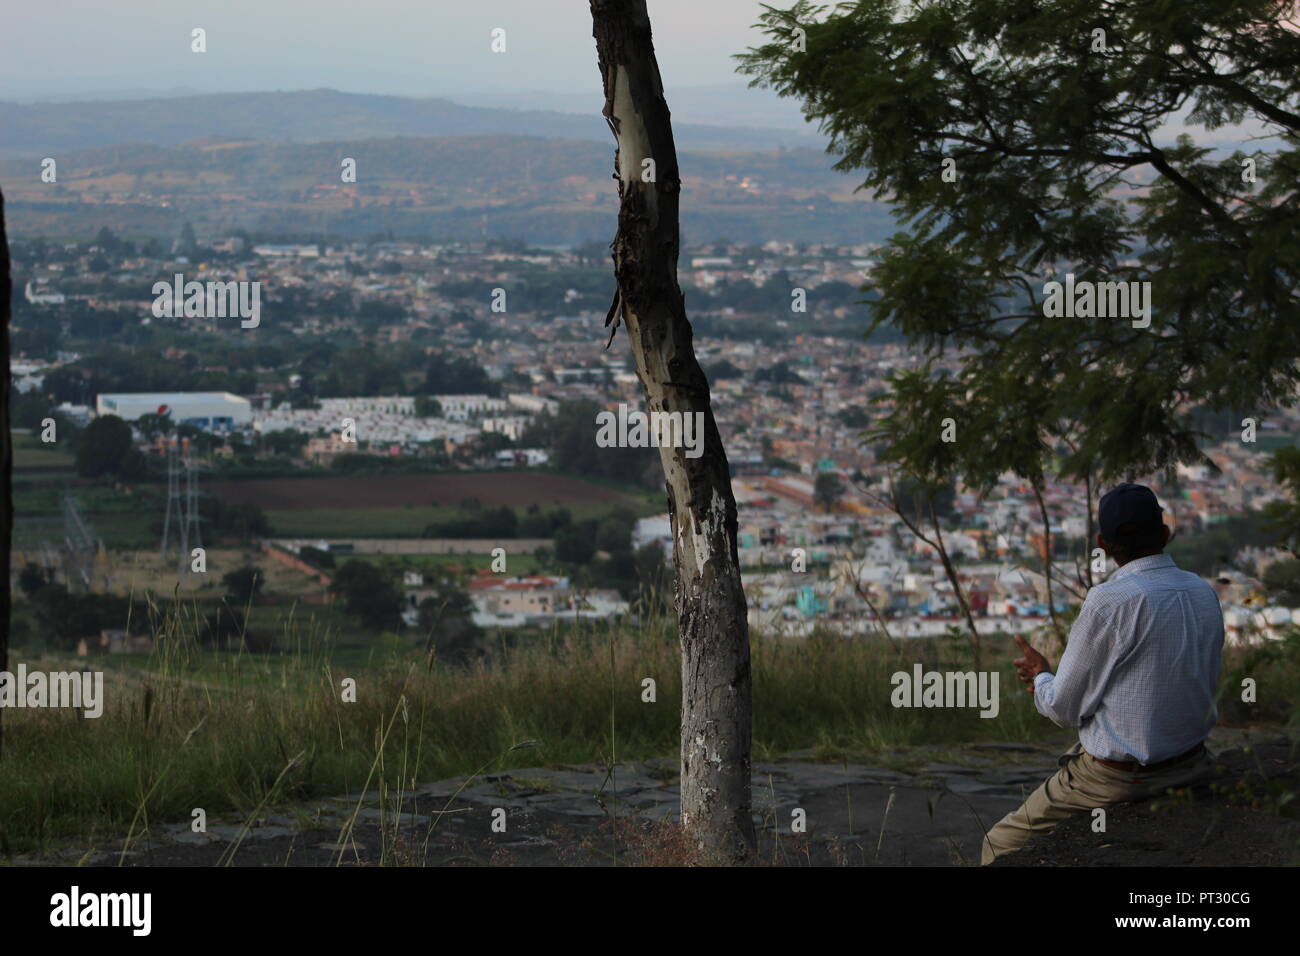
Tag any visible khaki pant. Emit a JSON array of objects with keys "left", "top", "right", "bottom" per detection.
[{"left": 980, "top": 741, "right": 1215, "bottom": 865}]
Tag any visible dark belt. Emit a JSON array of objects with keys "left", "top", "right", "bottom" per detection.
[{"left": 1092, "top": 742, "right": 1206, "bottom": 773}]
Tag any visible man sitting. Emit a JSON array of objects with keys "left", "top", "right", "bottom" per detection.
[{"left": 981, "top": 482, "right": 1224, "bottom": 865}]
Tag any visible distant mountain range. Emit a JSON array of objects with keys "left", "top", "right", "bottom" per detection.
[
  {"left": 0, "top": 88, "right": 825, "bottom": 156},
  {"left": 0, "top": 90, "right": 892, "bottom": 245}
]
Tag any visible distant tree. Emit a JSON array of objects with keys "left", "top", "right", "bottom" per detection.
[
  {"left": 705, "top": 359, "right": 743, "bottom": 380},
  {"left": 814, "top": 472, "right": 845, "bottom": 513},
  {"left": 595, "top": 514, "right": 634, "bottom": 553},
  {"left": 299, "top": 545, "right": 335, "bottom": 570},
  {"left": 421, "top": 353, "right": 497, "bottom": 395},
  {"left": 477, "top": 430, "right": 515, "bottom": 454},
  {"left": 259, "top": 428, "right": 309, "bottom": 457},
  {"left": 417, "top": 583, "right": 483, "bottom": 665},
  {"left": 634, "top": 540, "right": 671, "bottom": 615},
  {"left": 75, "top": 414, "right": 135, "bottom": 478},
  {"left": 330, "top": 560, "right": 402, "bottom": 631},
  {"left": 836, "top": 406, "right": 871, "bottom": 430},
  {"left": 415, "top": 395, "right": 443, "bottom": 417},
  {"left": 554, "top": 524, "right": 596, "bottom": 566},
  {"left": 521, "top": 399, "right": 657, "bottom": 489},
  {"left": 135, "top": 412, "right": 173, "bottom": 442},
  {"left": 1263, "top": 447, "right": 1300, "bottom": 554},
  {"left": 179, "top": 221, "right": 198, "bottom": 257},
  {"left": 1168, "top": 510, "right": 1279, "bottom": 576},
  {"left": 28, "top": 584, "right": 139, "bottom": 651},
  {"left": 221, "top": 566, "right": 263, "bottom": 606},
  {"left": 1262, "top": 558, "right": 1300, "bottom": 607},
  {"left": 201, "top": 499, "right": 271, "bottom": 541},
  {"left": 752, "top": 361, "right": 806, "bottom": 385},
  {"left": 17, "top": 563, "right": 48, "bottom": 597}
]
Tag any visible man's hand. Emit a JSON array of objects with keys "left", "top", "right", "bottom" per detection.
[{"left": 1013, "top": 635, "right": 1052, "bottom": 694}]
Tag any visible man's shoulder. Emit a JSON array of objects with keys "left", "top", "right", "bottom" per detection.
[
  {"left": 1083, "top": 576, "right": 1140, "bottom": 614},
  {"left": 1087, "top": 560, "right": 1218, "bottom": 610}
]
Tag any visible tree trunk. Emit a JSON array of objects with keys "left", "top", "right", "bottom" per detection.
[
  {"left": 1030, "top": 477, "right": 1063, "bottom": 642},
  {"left": 0, "top": 189, "right": 12, "bottom": 759},
  {"left": 926, "top": 500, "right": 981, "bottom": 669},
  {"left": 590, "top": 0, "right": 756, "bottom": 859}
]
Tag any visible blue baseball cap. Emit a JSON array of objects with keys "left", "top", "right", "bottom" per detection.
[{"left": 1098, "top": 482, "right": 1164, "bottom": 541}]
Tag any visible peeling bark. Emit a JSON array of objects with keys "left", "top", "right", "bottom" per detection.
[{"left": 590, "top": 0, "right": 756, "bottom": 859}]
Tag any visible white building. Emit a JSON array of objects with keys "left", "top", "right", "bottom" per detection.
[
  {"left": 507, "top": 393, "right": 559, "bottom": 415},
  {"left": 318, "top": 396, "right": 416, "bottom": 417},
  {"left": 481, "top": 416, "right": 531, "bottom": 441},
  {"left": 436, "top": 394, "right": 511, "bottom": 421},
  {"left": 96, "top": 392, "right": 252, "bottom": 430},
  {"left": 24, "top": 281, "right": 65, "bottom": 305}
]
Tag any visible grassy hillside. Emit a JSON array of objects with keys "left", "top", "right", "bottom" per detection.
[{"left": 4, "top": 606, "right": 1295, "bottom": 856}]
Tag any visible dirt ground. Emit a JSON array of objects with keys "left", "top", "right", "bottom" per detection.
[{"left": 108, "top": 547, "right": 322, "bottom": 596}]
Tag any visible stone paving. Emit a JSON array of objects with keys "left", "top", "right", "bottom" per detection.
[{"left": 15, "top": 727, "right": 1271, "bottom": 867}]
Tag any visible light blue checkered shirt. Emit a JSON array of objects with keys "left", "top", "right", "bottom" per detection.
[{"left": 1033, "top": 553, "right": 1224, "bottom": 764}]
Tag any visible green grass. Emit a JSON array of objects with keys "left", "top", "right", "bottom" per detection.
[
  {"left": 4, "top": 602, "right": 1294, "bottom": 857},
  {"left": 12, "top": 433, "right": 76, "bottom": 471},
  {"left": 264, "top": 500, "right": 649, "bottom": 539},
  {"left": 0, "top": 605, "right": 1055, "bottom": 856},
  {"left": 14, "top": 483, "right": 162, "bottom": 550},
  {"left": 336, "top": 552, "right": 545, "bottom": 576}
]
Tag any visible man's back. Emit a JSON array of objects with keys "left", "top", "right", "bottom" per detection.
[{"left": 1034, "top": 553, "right": 1224, "bottom": 764}]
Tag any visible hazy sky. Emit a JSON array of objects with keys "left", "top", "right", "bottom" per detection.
[{"left": 0, "top": 0, "right": 782, "bottom": 101}]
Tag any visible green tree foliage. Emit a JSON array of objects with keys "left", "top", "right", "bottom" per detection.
[
  {"left": 422, "top": 352, "right": 498, "bottom": 395},
  {"left": 705, "top": 359, "right": 744, "bottom": 380},
  {"left": 134, "top": 412, "right": 173, "bottom": 442},
  {"left": 1263, "top": 446, "right": 1300, "bottom": 551},
  {"left": 522, "top": 399, "right": 659, "bottom": 489},
  {"left": 221, "top": 566, "right": 263, "bottom": 606},
  {"left": 814, "top": 471, "right": 845, "bottom": 512},
  {"left": 1166, "top": 510, "right": 1279, "bottom": 575},
  {"left": 423, "top": 505, "right": 518, "bottom": 538},
  {"left": 200, "top": 497, "right": 271, "bottom": 540},
  {"left": 258, "top": 428, "right": 309, "bottom": 457},
  {"left": 742, "top": 0, "right": 1300, "bottom": 486},
  {"left": 1262, "top": 557, "right": 1300, "bottom": 607},
  {"left": 330, "top": 560, "right": 403, "bottom": 631},
  {"left": 634, "top": 540, "right": 672, "bottom": 614},
  {"left": 27, "top": 584, "right": 143, "bottom": 650},
  {"left": 518, "top": 506, "right": 572, "bottom": 538},
  {"left": 554, "top": 524, "right": 596, "bottom": 566},
  {"left": 416, "top": 579, "right": 483, "bottom": 665},
  {"left": 74, "top": 414, "right": 139, "bottom": 479},
  {"left": 752, "top": 360, "right": 807, "bottom": 385},
  {"left": 17, "top": 563, "right": 48, "bottom": 597},
  {"left": 299, "top": 545, "right": 336, "bottom": 569}
]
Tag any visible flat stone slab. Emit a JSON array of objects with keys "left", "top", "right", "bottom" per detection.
[{"left": 39, "top": 736, "right": 1230, "bottom": 867}]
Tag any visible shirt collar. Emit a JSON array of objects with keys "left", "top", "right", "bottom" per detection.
[{"left": 1110, "top": 552, "right": 1176, "bottom": 581}]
